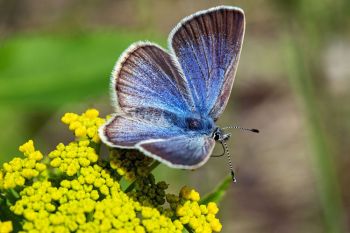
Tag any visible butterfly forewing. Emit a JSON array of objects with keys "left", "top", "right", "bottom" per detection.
[
  {"left": 170, "top": 6, "right": 245, "bottom": 120},
  {"left": 113, "top": 43, "right": 193, "bottom": 115}
]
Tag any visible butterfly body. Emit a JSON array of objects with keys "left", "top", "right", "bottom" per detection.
[{"left": 100, "top": 6, "right": 245, "bottom": 169}]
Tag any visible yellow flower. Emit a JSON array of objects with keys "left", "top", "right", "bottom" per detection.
[
  {"left": 173, "top": 187, "right": 222, "bottom": 232},
  {"left": 207, "top": 202, "right": 219, "bottom": 215},
  {"left": 210, "top": 218, "right": 222, "bottom": 232},
  {"left": 61, "top": 112, "right": 78, "bottom": 124},
  {"left": 19, "top": 140, "right": 35, "bottom": 155},
  {"left": 0, "top": 221, "right": 13, "bottom": 233},
  {"left": 0, "top": 140, "right": 46, "bottom": 189},
  {"left": 180, "top": 186, "right": 200, "bottom": 201},
  {"left": 48, "top": 140, "right": 98, "bottom": 177},
  {"left": 61, "top": 109, "right": 105, "bottom": 143}
]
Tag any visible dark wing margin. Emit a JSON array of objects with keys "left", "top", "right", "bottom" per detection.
[
  {"left": 111, "top": 42, "right": 194, "bottom": 115},
  {"left": 169, "top": 6, "right": 245, "bottom": 120},
  {"left": 136, "top": 135, "right": 215, "bottom": 169}
]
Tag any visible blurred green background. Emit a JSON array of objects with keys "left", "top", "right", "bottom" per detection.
[{"left": 0, "top": 0, "right": 349, "bottom": 232}]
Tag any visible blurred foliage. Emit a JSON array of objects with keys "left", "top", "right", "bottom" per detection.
[
  {"left": 277, "top": 1, "right": 350, "bottom": 232},
  {"left": 0, "top": 31, "right": 163, "bottom": 108}
]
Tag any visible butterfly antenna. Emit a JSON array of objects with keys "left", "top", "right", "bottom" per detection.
[
  {"left": 222, "top": 141, "right": 237, "bottom": 183},
  {"left": 222, "top": 126, "right": 259, "bottom": 133}
]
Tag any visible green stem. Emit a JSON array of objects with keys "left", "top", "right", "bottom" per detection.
[
  {"left": 107, "top": 149, "right": 122, "bottom": 181},
  {"left": 148, "top": 160, "right": 161, "bottom": 171},
  {"left": 124, "top": 179, "right": 137, "bottom": 194},
  {"left": 200, "top": 175, "right": 231, "bottom": 205},
  {"left": 184, "top": 225, "right": 194, "bottom": 233},
  {"left": 90, "top": 141, "right": 101, "bottom": 154},
  {"left": 124, "top": 160, "right": 160, "bottom": 193},
  {"left": 9, "top": 188, "right": 19, "bottom": 199}
]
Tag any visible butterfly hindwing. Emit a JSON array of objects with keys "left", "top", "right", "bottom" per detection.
[
  {"left": 101, "top": 110, "right": 187, "bottom": 148},
  {"left": 169, "top": 6, "right": 245, "bottom": 120},
  {"left": 137, "top": 135, "right": 215, "bottom": 169}
]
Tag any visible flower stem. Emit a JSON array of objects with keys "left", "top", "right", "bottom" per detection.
[
  {"left": 9, "top": 189, "right": 19, "bottom": 199},
  {"left": 90, "top": 141, "right": 101, "bottom": 154},
  {"left": 184, "top": 225, "right": 194, "bottom": 233},
  {"left": 148, "top": 160, "right": 161, "bottom": 171}
]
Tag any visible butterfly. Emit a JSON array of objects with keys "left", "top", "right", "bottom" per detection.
[{"left": 99, "top": 6, "right": 254, "bottom": 180}]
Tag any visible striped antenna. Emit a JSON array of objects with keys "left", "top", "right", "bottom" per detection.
[
  {"left": 222, "top": 141, "right": 237, "bottom": 183},
  {"left": 222, "top": 126, "right": 259, "bottom": 133}
]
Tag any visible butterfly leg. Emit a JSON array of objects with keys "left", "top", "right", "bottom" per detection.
[{"left": 211, "top": 142, "right": 226, "bottom": 157}]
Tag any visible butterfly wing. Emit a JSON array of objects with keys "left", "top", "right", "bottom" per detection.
[
  {"left": 137, "top": 135, "right": 215, "bottom": 169},
  {"left": 100, "top": 42, "right": 196, "bottom": 148},
  {"left": 111, "top": 42, "right": 194, "bottom": 115},
  {"left": 101, "top": 111, "right": 186, "bottom": 148},
  {"left": 169, "top": 6, "right": 245, "bottom": 120}
]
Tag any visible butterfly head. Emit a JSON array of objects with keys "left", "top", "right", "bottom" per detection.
[{"left": 212, "top": 127, "right": 231, "bottom": 142}]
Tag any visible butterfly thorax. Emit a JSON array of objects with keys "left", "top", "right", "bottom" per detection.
[{"left": 184, "top": 115, "right": 215, "bottom": 135}]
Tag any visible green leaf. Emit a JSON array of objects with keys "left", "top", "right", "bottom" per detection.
[
  {"left": 199, "top": 176, "right": 231, "bottom": 205},
  {"left": 0, "top": 31, "right": 164, "bottom": 109}
]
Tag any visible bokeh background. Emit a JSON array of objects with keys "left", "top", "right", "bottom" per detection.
[{"left": 1, "top": 0, "right": 349, "bottom": 232}]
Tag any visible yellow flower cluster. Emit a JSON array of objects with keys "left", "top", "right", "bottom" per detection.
[
  {"left": 140, "top": 206, "right": 183, "bottom": 233},
  {"left": 0, "top": 140, "right": 46, "bottom": 189},
  {"left": 110, "top": 149, "right": 153, "bottom": 180},
  {"left": 0, "top": 109, "right": 224, "bottom": 233},
  {"left": 61, "top": 109, "right": 105, "bottom": 143},
  {"left": 11, "top": 163, "right": 183, "bottom": 233},
  {"left": 0, "top": 221, "right": 13, "bottom": 233},
  {"left": 48, "top": 140, "right": 98, "bottom": 176},
  {"left": 174, "top": 187, "right": 222, "bottom": 233}
]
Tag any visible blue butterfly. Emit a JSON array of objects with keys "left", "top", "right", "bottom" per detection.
[{"left": 99, "top": 6, "right": 253, "bottom": 180}]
